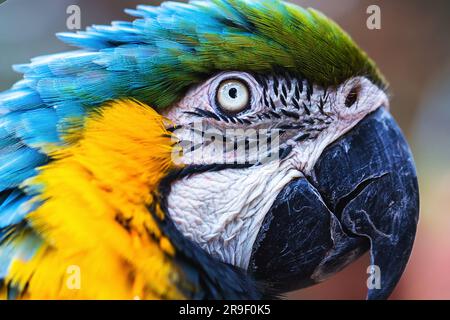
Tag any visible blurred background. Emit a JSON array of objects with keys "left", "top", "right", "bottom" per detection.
[{"left": 1, "top": 0, "right": 449, "bottom": 299}]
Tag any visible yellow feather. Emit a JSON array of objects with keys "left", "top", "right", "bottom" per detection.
[{"left": 7, "top": 99, "right": 185, "bottom": 299}]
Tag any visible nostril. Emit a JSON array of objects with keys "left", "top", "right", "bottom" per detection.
[{"left": 345, "top": 84, "right": 361, "bottom": 108}]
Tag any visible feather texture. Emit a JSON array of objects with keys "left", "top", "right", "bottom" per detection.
[
  {"left": 0, "top": 0, "right": 385, "bottom": 194},
  {"left": 3, "top": 100, "right": 185, "bottom": 299},
  {"left": 0, "top": 0, "right": 386, "bottom": 298}
]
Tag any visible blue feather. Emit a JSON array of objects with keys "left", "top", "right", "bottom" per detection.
[
  {"left": 0, "top": 146, "right": 48, "bottom": 191},
  {"left": 0, "top": 89, "right": 44, "bottom": 114},
  {"left": 0, "top": 190, "right": 33, "bottom": 229}
]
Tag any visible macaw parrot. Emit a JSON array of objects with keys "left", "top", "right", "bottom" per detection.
[{"left": 0, "top": 0, "right": 419, "bottom": 300}]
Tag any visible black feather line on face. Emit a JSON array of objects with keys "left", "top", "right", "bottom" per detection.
[
  {"left": 281, "top": 85, "right": 288, "bottom": 99},
  {"left": 273, "top": 78, "right": 279, "bottom": 96},
  {"left": 280, "top": 109, "right": 300, "bottom": 120},
  {"left": 269, "top": 96, "right": 277, "bottom": 110},
  {"left": 163, "top": 164, "right": 253, "bottom": 183},
  {"left": 302, "top": 102, "right": 311, "bottom": 115},
  {"left": 280, "top": 94, "right": 288, "bottom": 107},
  {"left": 182, "top": 72, "right": 334, "bottom": 135}
]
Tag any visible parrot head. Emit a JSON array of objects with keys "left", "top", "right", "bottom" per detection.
[{"left": 0, "top": 0, "right": 419, "bottom": 300}]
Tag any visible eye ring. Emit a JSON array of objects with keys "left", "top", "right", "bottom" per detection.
[{"left": 215, "top": 79, "right": 251, "bottom": 114}]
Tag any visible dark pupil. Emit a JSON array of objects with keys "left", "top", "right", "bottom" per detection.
[{"left": 228, "top": 87, "right": 238, "bottom": 99}]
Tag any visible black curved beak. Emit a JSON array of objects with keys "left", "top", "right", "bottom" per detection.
[{"left": 249, "top": 107, "right": 419, "bottom": 300}]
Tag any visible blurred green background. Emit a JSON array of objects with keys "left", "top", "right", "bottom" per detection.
[{"left": 1, "top": 0, "right": 449, "bottom": 299}]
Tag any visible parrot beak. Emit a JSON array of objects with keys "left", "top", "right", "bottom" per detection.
[{"left": 249, "top": 107, "right": 419, "bottom": 300}]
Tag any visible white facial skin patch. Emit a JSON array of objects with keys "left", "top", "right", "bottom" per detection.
[{"left": 167, "top": 159, "right": 302, "bottom": 269}]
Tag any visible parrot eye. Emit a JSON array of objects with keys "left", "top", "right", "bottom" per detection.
[{"left": 216, "top": 79, "right": 250, "bottom": 114}]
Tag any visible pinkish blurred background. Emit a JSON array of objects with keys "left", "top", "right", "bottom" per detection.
[{"left": 1, "top": 0, "right": 449, "bottom": 299}]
